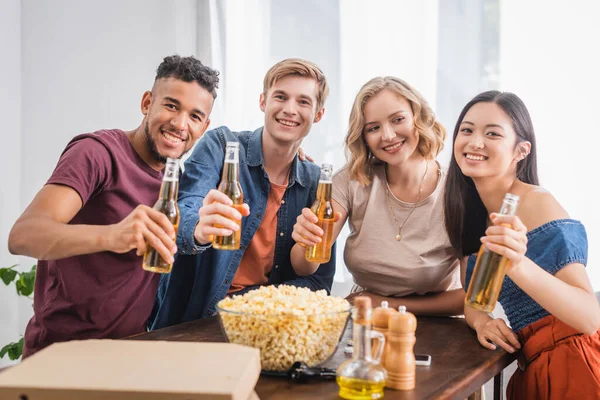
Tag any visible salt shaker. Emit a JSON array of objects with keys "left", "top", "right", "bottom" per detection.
[
  {"left": 384, "top": 305, "right": 417, "bottom": 390},
  {"left": 372, "top": 300, "right": 397, "bottom": 365}
]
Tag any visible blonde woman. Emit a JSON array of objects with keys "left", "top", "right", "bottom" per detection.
[{"left": 291, "top": 77, "right": 462, "bottom": 315}]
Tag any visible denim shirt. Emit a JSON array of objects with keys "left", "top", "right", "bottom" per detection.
[
  {"left": 149, "top": 126, "right": 336, "bottom": 329},
  {"left": 466, "top": 219, "right": 588, "bottom": 332}
]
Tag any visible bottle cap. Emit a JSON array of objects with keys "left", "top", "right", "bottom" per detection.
[
  {"left": 373, "top": 301, "right": 397, "bottom": 329},
  {"left": 353, "top": 296, "right": 372, "bottom": 324},
  {"left": 389, "top": 309, "right": 417, "bottom": 334}
]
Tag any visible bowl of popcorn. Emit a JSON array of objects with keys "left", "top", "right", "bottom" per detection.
[{"left": 216, "top": 285, "right": 351, "bottom": 372}]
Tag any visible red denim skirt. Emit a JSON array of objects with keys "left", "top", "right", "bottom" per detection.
[{"left": 507, "top": 314, "right": 600, "bottom": 399}]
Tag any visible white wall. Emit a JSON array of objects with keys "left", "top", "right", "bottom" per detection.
[
  {"left": 1, "top": 0, "right": 199, "bottom": 367},
  {"left": 0, "top": 0, "right": 23, "bottom": 367},
  {"left": 500, "top": 0, "right": 600, "bottom": 290}
]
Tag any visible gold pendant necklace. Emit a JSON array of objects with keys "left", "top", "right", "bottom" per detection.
[{"left": 385, "top": 160, "right": 429, "bottom": 241}]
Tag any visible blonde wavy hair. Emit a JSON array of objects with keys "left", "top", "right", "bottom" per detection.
[
  {"left": 263, "top": 58, "right": 329, "bottom": 112},
  {"left": 345, "top": 76, "right": 446, "bottom": 186}
]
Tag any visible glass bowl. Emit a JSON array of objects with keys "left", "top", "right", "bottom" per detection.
[{"left": 216, "top": 303, "right": 350, "bottom": 373}]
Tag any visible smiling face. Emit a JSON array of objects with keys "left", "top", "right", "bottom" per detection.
[
  {"left": 141, "top": 77, "right": 214, "bottom": 163},
  {"left": 260, "top": 75, "right": 324, "bottom": 147},
  {"left": 454, "top": 101, "right": 527, "bottom": 180},
  {"left": 362, "top": 89, "right": 420, "bottom": 166}
]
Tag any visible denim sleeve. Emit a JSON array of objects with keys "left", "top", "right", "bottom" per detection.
[
  {"left": 526, "top": 220, "right": 588, "bottom": 275},
  {"left": 280, "top": 242, "right": 336, "bottom": 294},
  {"left": 177, "top": 129, "right": 226, "bottom": 255}
]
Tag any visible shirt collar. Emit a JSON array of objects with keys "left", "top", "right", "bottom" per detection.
[{"left": 246, "top": 127, "right": 310, "bottom": 188}]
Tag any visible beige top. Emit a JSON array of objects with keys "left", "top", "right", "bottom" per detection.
[{"left": 332, "top": 163, "right": 460, "bottom": 297}]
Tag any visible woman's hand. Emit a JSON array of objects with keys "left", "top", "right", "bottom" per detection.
[
  {"left": 291, "top": 208, "right": 342, "bottom": 248},
  {"left": 480, "top": 213, "right": 528, "bottom": 269},
  {"left": 474, "top": 317, "right": 521, "bottom": 353}
]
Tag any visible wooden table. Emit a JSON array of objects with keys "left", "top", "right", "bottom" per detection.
[{"left": 132, "top": 316, "right": 515, "bottom": 400}]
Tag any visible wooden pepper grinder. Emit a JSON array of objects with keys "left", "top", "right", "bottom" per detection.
[
  {"left": 384, "top": 305, "right": 417, "bottom": 390},
  {"left": 372, "top": 301, "right": 397, "bottom": 365}
]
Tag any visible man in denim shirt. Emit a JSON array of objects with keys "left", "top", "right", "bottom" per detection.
[{"left": 150, "top": 59, "right": 335, "bottom": 329}]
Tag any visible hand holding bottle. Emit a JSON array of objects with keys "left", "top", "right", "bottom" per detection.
[
  {"left": 108, "top": 204, "right": 177, "bottom": 262},
  {"left": 479, "top": 213, "right": 528, "bottom": 269},
  {"left": 291, "top": 207, "right": 342, "bottom": 248},
  {"left": 194, "top": 189, "right": 250, "bottom": 246}
]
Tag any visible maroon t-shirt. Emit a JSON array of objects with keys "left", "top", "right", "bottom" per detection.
[{"left": 23, "top": 129, "right": 163, "bottom": 358}]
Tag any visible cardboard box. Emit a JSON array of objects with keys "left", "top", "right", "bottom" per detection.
[{"left": 0, "top": 340, "right": 261, "bottom": 399}]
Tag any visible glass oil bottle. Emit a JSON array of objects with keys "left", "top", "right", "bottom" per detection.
[{"left": 337, "top": 296, "right": 387, "bottom": 399}]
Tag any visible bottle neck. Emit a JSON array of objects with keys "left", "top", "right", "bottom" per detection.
[
  {"left": 499, "top": 201, "right": 518, "bottom": 216},
  {"left": 160, "top": 159, "right": 179, "bottom": 201},
  {"left": 352, "top": 320, "right": 373, "bottom": 361},
  {"left": 221, "top": 161, "right": 240, "bottom": 182},
  {"left": 159, "top": 178, "right": 179, "bottom": 201},
  {"left": 316, "top": 180, "right": 332, "bottom": 201}
]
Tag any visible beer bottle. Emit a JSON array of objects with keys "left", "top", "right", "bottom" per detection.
[
  {"left": 212, "top": 142, "right": 244, "bottom": 250},
  {"left": 465, "top": 193, "right": 520, "bottom": 312},
  {"left": 305, "top": 163, "right": 335, "bottom": 263},
  {"left": 143, "top": 158, "right": 180, "bottom": 274}
]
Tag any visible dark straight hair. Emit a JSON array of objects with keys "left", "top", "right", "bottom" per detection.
[{"left": 444, "top": 91, "right": 540, "bottom": 257}]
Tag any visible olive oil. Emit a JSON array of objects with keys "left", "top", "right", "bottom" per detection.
[
  {"left": 337, "top": 296, "right": 387, "bottom": 399},
  {"left": 337, "top": 376, "right": 386, "bottom": 399}
]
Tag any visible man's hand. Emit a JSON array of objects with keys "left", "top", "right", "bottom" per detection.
[
  {"left": 106, "top": 205, "right": 177, "bottom": 263},
  {"left": 194, "top": 189, "right": 251, "bottom": 245},
  {"left": 345, "top": 290, "right": 386, "bottom": 306}
]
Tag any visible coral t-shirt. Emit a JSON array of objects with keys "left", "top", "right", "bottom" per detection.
[{"left": 228, "top": 181, "right": 287, "bottom": 294}]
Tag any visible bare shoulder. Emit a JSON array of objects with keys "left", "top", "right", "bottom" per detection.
[{"left": 518, "top": 186, "right": 569, "bottom": 231}]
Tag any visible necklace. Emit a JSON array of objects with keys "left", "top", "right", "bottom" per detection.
[{"left": 385, "top": 160, "right": 429, "bottom": 241}]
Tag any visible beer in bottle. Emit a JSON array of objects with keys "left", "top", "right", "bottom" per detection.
[
  {"left": 465, "top": 193, "right": 520, "bottom": 312},
  {"left": 212, "top": 142, "right": 244, "bottom": 250},
  {"left": 143, "top": 158, "right": 180, "bottom": 273},
  {"left": 305, "top": 163, "right": 335, "bottom": 263}
]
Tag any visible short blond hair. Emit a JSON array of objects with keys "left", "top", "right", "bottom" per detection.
[
  {"left": 263, "top": 58, "right": 329, "bottom": 112},
  {"left": 345, "top": 76, "right": 446, "bottom": 186}
]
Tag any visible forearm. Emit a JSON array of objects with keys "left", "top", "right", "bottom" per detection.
[
  {"left": 9, "top": 216, "right": 111, "bottom": 260},
  {"left": 508, "top": 259, "right": 600, "bottom": 335},
  {"left": 290, "top": 243, "right": 320, "bottom": 276},
  {"left": 377, "top": 289, "right": 465, "bottom": 316},
  {"left": 177, "top": 204, "right": 208, "bottom": 255},
  {"left": 464, "top": 302, "right": 493, "bottom": 331}
]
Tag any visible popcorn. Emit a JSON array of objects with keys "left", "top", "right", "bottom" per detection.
[{"left": 217, "top": 285, "right": 350, "bottom": 371}]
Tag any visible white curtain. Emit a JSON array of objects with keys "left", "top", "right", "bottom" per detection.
[
  {"left": 201, "top": 0, "right": 441, "bottom": 294},
  {"left": 499, "top": 0, "right": 600, "bottom": 290}
]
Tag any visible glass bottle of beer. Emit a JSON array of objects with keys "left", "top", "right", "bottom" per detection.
[
  {"left": 465, "top": 193, "right": 520, "bottom": 312},
  {"left": 305, "top": 163, "right": 335, "bottom": 263},
  {"left": 212, "top": 142, "right": 244, "bottom": 250},
  {"left": 143, "top": 158, "right": 180, "bottom": 274}
]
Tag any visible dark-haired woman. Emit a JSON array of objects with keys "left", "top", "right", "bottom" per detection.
[{"left": 444, "top": 90, "right": 600, "bottom": 399}]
